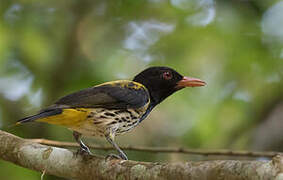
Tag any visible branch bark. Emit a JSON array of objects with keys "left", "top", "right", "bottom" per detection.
[
  {"left": 0, "top": 130, "right": 283, "bottom": 180},
  {"left": 29, "top": 138, "right": 281, "bottom": 158}
]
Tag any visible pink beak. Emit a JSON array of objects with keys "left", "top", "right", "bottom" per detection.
[{"left": 176, "top": 76, "right": 206, "bottom": 88}]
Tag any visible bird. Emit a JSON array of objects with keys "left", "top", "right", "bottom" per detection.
[{"left": 17, "top": 66, "right": 206, "bottom": 160}]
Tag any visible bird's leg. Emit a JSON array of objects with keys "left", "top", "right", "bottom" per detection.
[
  {"left": 105, "top": 133, "right": 128, "bottom": 160},
  {"left": 73, "top": 131, "right": 92, "bottom": 155}
]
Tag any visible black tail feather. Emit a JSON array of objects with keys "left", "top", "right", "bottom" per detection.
[{"left": 17, "top": 109, "right": 62, "bottom": 125}]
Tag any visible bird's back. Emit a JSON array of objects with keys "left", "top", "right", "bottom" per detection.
[{"left": 18, "top": 80, "right": 151, "bottom": 137}]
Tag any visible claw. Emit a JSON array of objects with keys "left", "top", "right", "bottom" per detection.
[
  {"left": 105, "top": 153, "right": 122, "bottom": 160},
  {"left": 73, "top": 131, "right": 92, "bottom": 156},
  {"left": 76, "top": 146, "right": 92, "bottom": 156},
  {"left": 105, "top": 153, "right": 128, "bottom": 160},
  {"left": 106, "top": 134, "right": 128, "bottom": 160}
]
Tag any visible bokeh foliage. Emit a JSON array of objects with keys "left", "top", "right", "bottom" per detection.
[{"left": 0, "top": 0, "right": 283, "bottom": 179}]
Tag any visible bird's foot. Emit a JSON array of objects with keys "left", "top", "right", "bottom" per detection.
[
  {"left": 105, "top": 153, "right": 128, "bottom": 161},
  {"left": 76, "top": 146, "right": 92, "bottom": 156}
]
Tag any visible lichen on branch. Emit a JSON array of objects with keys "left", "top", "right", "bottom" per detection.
[{"left": 0, "top": 130, "right": 282, "bottom": 180}]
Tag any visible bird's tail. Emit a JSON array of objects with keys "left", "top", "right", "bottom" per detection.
[{"left": 16, "top": 109, "right": 63, "bottom": 125}]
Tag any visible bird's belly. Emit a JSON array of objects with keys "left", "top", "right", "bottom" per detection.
[
  {"left": 70, "top": 123, "right": 106, "bottom": 137},
  {"left": 69, "top": 108, "right": 144, "bottom": 137}
]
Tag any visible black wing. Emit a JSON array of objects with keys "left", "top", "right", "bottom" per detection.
[{"left": 49, "top": 80, "right": 150, "bottom": 110}]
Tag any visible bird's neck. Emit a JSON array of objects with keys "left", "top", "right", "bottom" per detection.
[
  {"left": 132, "top": 78, "right": 175, "bottom": 107},
  {"left": 148, "top": 88, "right": 176, "bottom": 106}
]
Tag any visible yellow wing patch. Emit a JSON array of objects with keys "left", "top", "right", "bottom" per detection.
[
  {"left": 38, "top": 108, "right": 89, "bottom": 127},
  {"left": 95, "top": 80, "right": 146, "bottom": 91}
]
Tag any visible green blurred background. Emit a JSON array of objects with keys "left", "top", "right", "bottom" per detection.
[{"left": 1, "top": 0, "right": 283, "bottom": 179}]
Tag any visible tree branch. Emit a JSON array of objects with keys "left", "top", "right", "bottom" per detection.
[
  {"left": 29, "top": 138, "right": 282, "bottom": 158},
  {"left": 0, "top": 130, "right": 283, "bottom": 180}
]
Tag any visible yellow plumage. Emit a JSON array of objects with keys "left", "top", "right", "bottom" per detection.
[{"left": 38, "top": 108, "right": 89, "bottom": 127}]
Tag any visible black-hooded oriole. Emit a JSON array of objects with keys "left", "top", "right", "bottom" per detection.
[{"left": 17, "top": 66, "right": 206, "bottom": 160}]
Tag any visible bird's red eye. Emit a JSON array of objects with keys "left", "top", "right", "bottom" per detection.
[{"left": 162, "top": 71, "right": 172, "bottom": 80}]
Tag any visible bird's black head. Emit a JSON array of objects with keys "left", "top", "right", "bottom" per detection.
[{"left": 133, "top": 66, "right": 206, "bottom": 107}]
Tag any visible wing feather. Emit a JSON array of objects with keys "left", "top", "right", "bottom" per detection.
[{"left": 49, "top": 80, "right": 150, "bottom": 110}]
